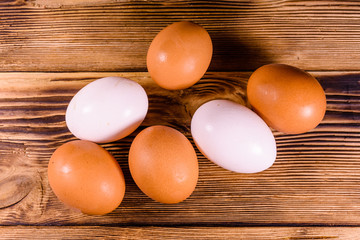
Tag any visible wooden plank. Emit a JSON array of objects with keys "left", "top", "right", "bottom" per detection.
[
  {"left": 0, "top": 226, "right": 360, "bottom": 239},
  {"left": 2, "top": 0, "right": 360, "bottom": 71},
  {"left": 0, "top": 71, "right": 358, "bottom": 225}
]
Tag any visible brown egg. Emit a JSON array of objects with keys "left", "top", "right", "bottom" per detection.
[
  {"left": 147, "top": 21, "right": 213, "bottom": 90},
  {"left": 247, "top": 64, "right": 327, "bottom": 134},
  {"left": 129, "top": 125, "right": 198, "bottom": 203},
  {"left": 48, "top": 140, "right": 126, "bottom": 215}
]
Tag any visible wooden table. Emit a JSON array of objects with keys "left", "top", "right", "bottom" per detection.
[{"left": 1, "top": 0, "right": 360, "bottom": 239}]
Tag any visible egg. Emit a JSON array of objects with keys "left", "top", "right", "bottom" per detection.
[
  {"left": 147, "top": 21, "right": 213, "bottom": 90},
  {"left": 191, "top": 99, "right": 276, "bottom": 173},
  {"left": 66, "top": 76, "right": 148, "bottom": 143},
  {"left": 48, "top": 140, "right": 125, "bottom": 215},
  {"left": 128, "top": 125, "right": 198, "bottom": 203},
  {"left": 247, "top": 64, "right": 327, "bottom": 134}
]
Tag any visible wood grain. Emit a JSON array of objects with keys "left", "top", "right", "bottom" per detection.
[
  {"left": 0, "top": 226, "right": 360, "bottom": 240},
  {"left": 0, "top": 71, "right": 358, "bottom": 226},
  {"left": 1, "top": 0, "right": 360, "bottom": 237},
  {"left": 2, "top": 0, "right": 360, "bottom": 71}
]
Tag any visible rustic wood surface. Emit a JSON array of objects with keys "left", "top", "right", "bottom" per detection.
[
  {"left": 2, "top": 0, "right": 360, "bottom": 72},
  {"left": 1, "top": 226, "right": 360, "bottom": 240},
  {"left": 1, "top": 0, "right": 360, "bottom": 239}
]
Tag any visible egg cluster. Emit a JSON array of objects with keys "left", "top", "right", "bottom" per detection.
[{"left": 48, "top": 21, "right": 327, "bottom": 215}]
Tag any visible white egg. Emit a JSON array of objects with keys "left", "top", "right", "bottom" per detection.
[
  {"left": 191, "top": 99, "right": 276, "bottom": 173},
  {"left": 66, "top": 77, "right": 148, "bottom": 143}
]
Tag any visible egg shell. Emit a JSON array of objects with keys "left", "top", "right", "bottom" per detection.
[
  {"left": 147, "top": 21, "right": 213, "bottom": 90},
  {"left": 66, "top": 76, "right": 148, "bottom": 143},
  {"left": 247, "top": 64, "right": 327, "bottom": 134},
  {"left": 191, "top": 99, "right": 277, "bottom": 174},
  {"left": 48, "top": 140, "right": 126, "bottom": 215},
  {"left": 128, "top": 125, "right": 198, "bottom": 204}
]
